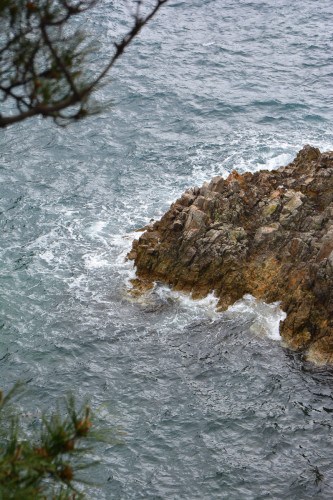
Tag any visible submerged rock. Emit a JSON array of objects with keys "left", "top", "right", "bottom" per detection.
[{"left": 128, "top": 146, "right": 333, "bottom": 364}]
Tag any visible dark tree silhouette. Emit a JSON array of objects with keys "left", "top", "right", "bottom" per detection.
[{"left": 0, "top": 0, "right": 168, "bottom": 128}]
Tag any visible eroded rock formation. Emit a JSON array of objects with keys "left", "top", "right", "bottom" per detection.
[{"left": 128, "top": 146, "right": 333, "bottom": 364}]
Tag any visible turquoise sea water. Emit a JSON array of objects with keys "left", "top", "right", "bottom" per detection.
[{"left": 1, "top": 0, "right": 333, "bottom": 498}]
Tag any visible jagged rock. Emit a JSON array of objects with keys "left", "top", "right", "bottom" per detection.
[{"left": 128, "top": 146, "right": 333, "bottom": 364}]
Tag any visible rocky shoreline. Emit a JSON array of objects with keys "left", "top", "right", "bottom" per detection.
[{"left": 128, "top": 146, "right": 333, "bottom": 364}]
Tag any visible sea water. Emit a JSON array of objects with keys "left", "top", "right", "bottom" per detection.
[{"left": 1, "top": 0, "right": 333, "bottom": 498}]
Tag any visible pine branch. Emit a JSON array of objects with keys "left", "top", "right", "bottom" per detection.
[{"left": 0, "top": 0, "right": 169, "bottom": 128}]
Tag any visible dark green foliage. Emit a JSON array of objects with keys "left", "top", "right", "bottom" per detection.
[
  {"left": 0, "top": 0, "right": 169, "bottom": 127},
  {"left": 0, "top": 0, "right": 97, "bottom": 126},
  {"left": 0, "top": 385, "right": 97, "bottom": 499}
]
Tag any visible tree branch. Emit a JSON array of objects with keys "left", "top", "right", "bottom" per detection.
[{"left": 0, "top": 0, "right": 169, "bottom": 128}]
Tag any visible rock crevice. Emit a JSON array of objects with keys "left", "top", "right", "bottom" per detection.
[{"left": 128, "top": 146, "right": 333, "bottom": 364}]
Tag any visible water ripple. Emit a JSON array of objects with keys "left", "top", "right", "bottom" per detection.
[{"left": 1, "top": 0, "right": 333, "bottom": 498}]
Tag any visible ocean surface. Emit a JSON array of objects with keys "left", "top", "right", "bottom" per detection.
[{"left": 1, "top": 0, "right": 333, "bottom": 498}]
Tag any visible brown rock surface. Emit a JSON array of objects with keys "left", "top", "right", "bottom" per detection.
[{"left": 128, "top": 146, "right": 333, "bottom": 364}]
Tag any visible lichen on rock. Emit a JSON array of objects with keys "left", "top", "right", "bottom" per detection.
[{"left": 128, "top": 145, "right": 333, "bottom": 364}]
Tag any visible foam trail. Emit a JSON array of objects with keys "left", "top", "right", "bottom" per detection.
[
  {"left": 83, "top": 254, "right": 111, "bottom": 269},
  {"left": 226, "top": 294, "right": 286, "bottom": 340}
]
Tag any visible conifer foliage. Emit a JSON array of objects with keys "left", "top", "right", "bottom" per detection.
[
  {"left": 0, "top": 0, "right": 168, "bottom": 127},
  {"left": 0, "top": 384, "right": 97, "bottom": 499}
]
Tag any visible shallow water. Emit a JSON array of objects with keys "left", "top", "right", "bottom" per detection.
[{"left": 1, "top": 0, "right": 333, "bottom": 498}]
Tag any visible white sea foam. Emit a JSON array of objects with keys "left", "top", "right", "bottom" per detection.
[
  {"left": 127, "top": 277, "right": 286, "bottom": 341},
  {"left": 265, "top": 153, "right": 293, "bottom": 170},
  {"left": 87, "top": 220, "right": 107, "bottom": 236},
  {"left": 155, "top": 286, "right": 221, "bottom": 321},
  {"left": 226, "top": 294, "right": 286, "bottom": 340},
  {"left": 83, "top": 253, "right": 111, "bottom": 269},
  {"left": 39, "top": 250, "right": 55, "bottom": 264},
  {"left": 165, "top": 290, "right": 286, "bottom": 339}
]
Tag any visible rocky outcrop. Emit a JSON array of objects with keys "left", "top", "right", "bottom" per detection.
[{"left": 128, "top": 146, "right": 333, "bottom": 364}]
